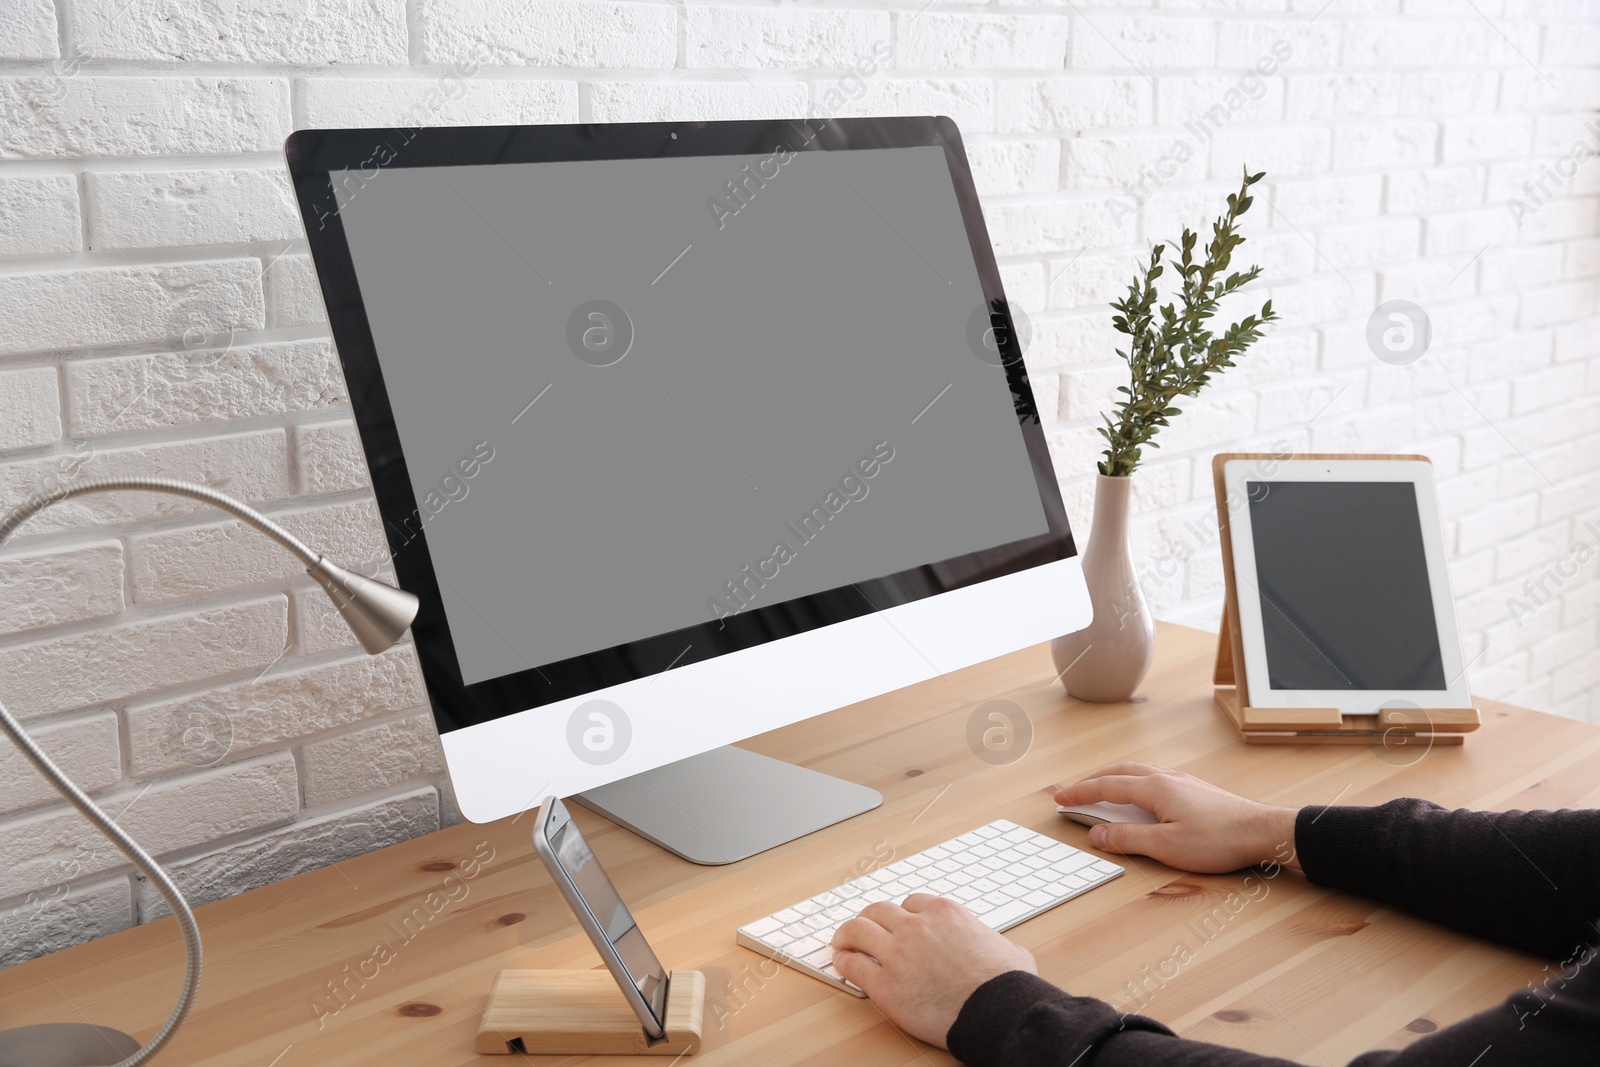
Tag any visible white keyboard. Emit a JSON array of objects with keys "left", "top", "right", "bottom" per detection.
[{"left": 735, "top": 819, "right": 1123, "bottom": 996}]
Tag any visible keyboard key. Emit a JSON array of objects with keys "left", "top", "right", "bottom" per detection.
[
  {"left": 820, "top": 962, "right": 856, "bottom": 988},
  {"left": 787, "top": 936, "right": 825, "bottom": 958},
  {"left": 1047, "top": 853, "right": 1097, "bottom": 876},
  {"left": 979, "top": 898, "right": 1033, "bottom": 930},
  {"left": 802, "top": 946, "right": 837, "bottom": 969},
  {"left": 740, "top": 916, "right": 784, "bottom": 938}
]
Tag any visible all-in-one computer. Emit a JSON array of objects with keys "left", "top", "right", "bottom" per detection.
[{"left": 287, "top": 117, "right": 1091, "bottom": 869}]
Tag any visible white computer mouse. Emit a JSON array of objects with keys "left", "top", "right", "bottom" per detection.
[{"left": 1056, "top": 801, "right": 1160, "bottom": 828}]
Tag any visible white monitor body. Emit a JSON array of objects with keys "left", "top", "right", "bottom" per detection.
[{"left": 443, "top": 555, "right": 1090, "bottom": 824}]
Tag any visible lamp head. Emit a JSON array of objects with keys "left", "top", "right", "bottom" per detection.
[{"left": 308, "top": 559, "right": 420, "bottom": 655}]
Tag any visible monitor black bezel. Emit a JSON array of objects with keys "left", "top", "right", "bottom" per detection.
[{"left": 286, "top": 116, "right": 1077, "bottom": 735}]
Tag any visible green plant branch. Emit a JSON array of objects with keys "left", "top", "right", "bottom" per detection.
[{"left": 1099, "top": 167, "right": 1279, "bottom": 477}]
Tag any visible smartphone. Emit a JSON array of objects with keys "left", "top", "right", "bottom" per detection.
[{"left": 532, "top": 796, "right": 670, "bottom": 1039}]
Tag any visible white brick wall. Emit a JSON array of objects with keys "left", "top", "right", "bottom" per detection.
[
  {"left": 0, "top": 173, "right": 80, "bottom": 255},
  {"left": 70, "top": 0, "right": 410, "bottom": 64},
  {"left": 1, "top": 0, "right": 1596, "bottom": 965},
  {"left": 84, "top": 167, "right": 303, "bottom": 249}
]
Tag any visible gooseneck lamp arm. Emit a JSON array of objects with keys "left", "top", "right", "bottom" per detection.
[{"left": 0, "top": 478, "right": 419, "bottom": 1067}]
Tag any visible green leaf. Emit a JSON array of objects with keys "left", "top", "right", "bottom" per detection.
[{"left": 1094, "top": 167, "right": 1274, "bottom": 478}]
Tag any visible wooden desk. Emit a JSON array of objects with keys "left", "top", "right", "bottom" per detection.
[{"left": 5, "top": 623, "right": 1597, "bottom": 1065}]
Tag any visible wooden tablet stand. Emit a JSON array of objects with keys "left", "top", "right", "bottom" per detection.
[
  {"left": 1211, "top": 452, "right": 1481, "bottom": 746},
  {"left": 476, "top": 969, "right": 704, "bottom": 1056},
  {"left": 1213, "top": 612, "right": 1480, "bottom": 744}
]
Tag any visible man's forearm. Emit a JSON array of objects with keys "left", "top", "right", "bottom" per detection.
[
  {"left": 1295, "top": 800, "right": 1600, "bottom": 959},
  {"left": 947, "top": 971, "right": 1306, "bottom": 1067},
  {"left": 950, "top": 947, "right": 1600, "bottom": 1067}
]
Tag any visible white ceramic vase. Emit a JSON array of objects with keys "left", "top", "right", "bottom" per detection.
[{"left": 1051, "top": 474, "right": 1156, "bottom": 702}]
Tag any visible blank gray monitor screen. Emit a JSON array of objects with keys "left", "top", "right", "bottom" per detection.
[
  {"left": 1246, "top": 481, "right": 1446, "bottom": 691},
  {"left": 334, "top": 146, "right": 1048, "bottom": 685}
]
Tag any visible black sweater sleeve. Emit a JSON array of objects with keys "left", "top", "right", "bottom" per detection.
[
  {"left": 946, "top": 971, "right": 1307, "bottom": 1067},
  {"left": 1294, "top": 799, "right": 1600, "bottom": 959},
  {"left": 946, "top": 803, "right": 1600, "bottom": 1067}
]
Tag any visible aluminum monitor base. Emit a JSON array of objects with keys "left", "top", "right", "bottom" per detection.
[{"left": 574, "top": 746, "right": 882, "bottom": 865}]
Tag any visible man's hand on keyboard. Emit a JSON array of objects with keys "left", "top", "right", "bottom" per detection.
[
  {"left": 1051, "top": 762, "right": 1302, "bottom": 874},
  {"left": 831, "top": 893, "right": 1037, "bottom": 1049}
]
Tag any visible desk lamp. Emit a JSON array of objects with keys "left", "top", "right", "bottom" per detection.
[{"left": 0, "top": 477, "right": 419, "bottom": 1067}]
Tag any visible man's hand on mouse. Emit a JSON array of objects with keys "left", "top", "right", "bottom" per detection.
[
  {"left": 831, "top": 893, "right": 1037, "bottom": 1048},
  {"left": 1052, "top": 762, "right": 1302, "bottom": 874}
]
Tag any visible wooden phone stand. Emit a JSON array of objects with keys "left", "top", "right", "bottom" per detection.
[
  {"left": 476, "top": 969, "right": 704, "bottom": 1056},
  {"left": 1211, "top": 453, "right": 1481, "bottom": 745}
]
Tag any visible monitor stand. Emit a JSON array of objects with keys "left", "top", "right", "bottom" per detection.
[{"left": 574, "top": 746, "right": 882, "bottom": 865}]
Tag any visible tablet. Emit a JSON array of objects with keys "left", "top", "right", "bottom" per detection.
[{"left": 1218, "top": 456, "right": 1472, "bottom": 713}]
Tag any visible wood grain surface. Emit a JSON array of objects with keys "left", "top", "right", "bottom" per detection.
[{"left": 3, "top": 622, "right": 1594, "bottom": 1066}]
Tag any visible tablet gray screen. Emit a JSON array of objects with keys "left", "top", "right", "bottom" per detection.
[{"left": 1247, "top": 481, "right": 1447, "bottom": 691}]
